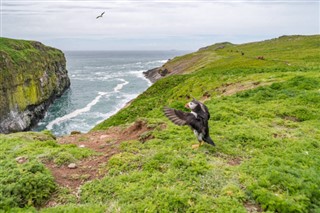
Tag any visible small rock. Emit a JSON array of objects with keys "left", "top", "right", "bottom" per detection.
[
  {"left": 15, "top": 156, "right": 28, "bottom": 164},
  {"left": 68, "top": 163, "right": 77, "bottom": 169},
  {"left": 79, "top": 144, "right": 85, "bottom": 148},
  {"left": 100, "top": 135, "right": 108, "bottom": 139},
  {"left": 70, "top": 131, "right": 81, "bottom": 135}
]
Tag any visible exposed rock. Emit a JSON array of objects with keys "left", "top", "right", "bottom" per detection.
[
  {"left": 70, "top": 131, "right": 81, "bottom": 135},
  {"left": 143, "top": 67, "right": 163, "bottom": 83},
  {"left": 0, "top": 37, "right": 70, "bottom": 133},
  {"left": 15, "top": 156, "right": 28, "bottom": 164},
  {"left": 214, "top": 45, "right": 225, "bottom": 50},
  {"left": 67, "top": 163, "right": 77, "bottom": 169},
  {"left": 144, "top": 43, "right": 230, "bottom": 83},
  {"left": 198, "top": 42, "right": 232, "bottom": 51},
  {"left": 143, "top": 66, "right": 172, "bottom": 83},
  {"left": 159, "top": 68, "right": 169, "bottom": 76}
]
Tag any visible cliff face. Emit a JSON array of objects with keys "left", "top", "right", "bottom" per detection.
[{"left": 0, "top": 37, "right": 70, "bottom": 133}]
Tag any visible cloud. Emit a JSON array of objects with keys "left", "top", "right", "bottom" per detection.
[{"left": 1, "top": 0, "right": 319, "bottom": 50}]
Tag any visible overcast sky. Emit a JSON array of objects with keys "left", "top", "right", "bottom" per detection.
[{"left": 1, "top": 0, "right": 319, "bottom": 51}]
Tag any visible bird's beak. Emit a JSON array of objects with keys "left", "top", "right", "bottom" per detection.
[{"left": 185, "top": 103, "right": 190, "bottom": 109}]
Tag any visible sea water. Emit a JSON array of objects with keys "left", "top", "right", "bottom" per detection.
[{"left": 34, "top": 50, "right": 186, "bottom": 136}]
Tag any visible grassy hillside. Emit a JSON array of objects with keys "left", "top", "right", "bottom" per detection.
[
  {"left": 0, "top": 35, "right": 319, "bottom": 212},
  {"left": 91, "top": 35, "right": 320, "bottom": 212},
  {"left": 93, "top": 35, "right": 320, "bottom": 129}
]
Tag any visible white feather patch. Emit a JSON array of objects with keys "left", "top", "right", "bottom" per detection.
[{"left": 191, "top": 111, "right": 197, "bottom": 118}]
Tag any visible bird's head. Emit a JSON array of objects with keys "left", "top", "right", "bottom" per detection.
[{"left": 185, "top": 99, "right": 200, "bottom": 110}]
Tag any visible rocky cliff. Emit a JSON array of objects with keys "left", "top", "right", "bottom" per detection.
[{"left": 0, "top": 37, "right": 70, "bottom": 133}]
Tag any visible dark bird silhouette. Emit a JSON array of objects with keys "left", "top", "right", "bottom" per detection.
[
  {"left": 96, "top": 11, "right": 105, "bottom": 19},
  {"left": 163, "top": 99, "right": 215, "bottom": 148}
]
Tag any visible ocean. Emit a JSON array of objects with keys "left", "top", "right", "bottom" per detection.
[{"left": 33, "top": 50, "right": 186, "bottom": 136}]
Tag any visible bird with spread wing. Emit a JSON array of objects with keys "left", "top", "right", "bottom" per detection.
[
  {"left": 163, "top": 99, "right": 215, "bottom": 149},
  {"left": 96, "top": 11, "right": 105, "bottom": 19}
]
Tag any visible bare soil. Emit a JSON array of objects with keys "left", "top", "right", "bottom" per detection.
[
  {"left": 45, "top": 120, "right": 154, "bottom": 195},
  {"left": 244, "top": 201, "right": 263, "bottom": 212},
  {"left": 215, "top": 81, "right": 273, "bottom": 97},
  {"left": 227, "top": 157, "right": 243, "bottom": 166}
]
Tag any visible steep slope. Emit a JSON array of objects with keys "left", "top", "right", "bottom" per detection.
[
  {"left": 89, "top": 35, "right": 320, "bottom": 212},
  {"left": 94, "top": 35, "right": 320, "bottom": 129},
  {"left": 0, "top": 35, "right": 319, "bottom": 212},
  {"left": 0, "top": 38, "right": 70, "bottom": 133}
]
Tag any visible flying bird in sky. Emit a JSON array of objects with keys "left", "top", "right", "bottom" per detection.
[
  {"left": 96, "top": 11, "right": 105, "bottom": 19},
  {"left": 164, "top": 99, "right": 215, "bottom": 149}
]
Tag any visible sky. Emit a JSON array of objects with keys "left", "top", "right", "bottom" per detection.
[{"left": 1, "top": 0, "right": 319, "bottom": 51}]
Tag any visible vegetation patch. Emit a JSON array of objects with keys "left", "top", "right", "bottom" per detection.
[
  {"left": 1, "top": 35, "right": 319, "bottom": 212},
  {"left": 88, "top": 35, "right": 319, "bottom": 212},
  {"left": 0, "top": 131, "right": 95, "bottom": 210}
]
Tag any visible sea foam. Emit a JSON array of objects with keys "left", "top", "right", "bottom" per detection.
[
  {"left": 114, "top": 79, "right": 129, "bottom": 92},
  {"left": 46, "top": 91, "right": 109, "bottom": 130},
  {"left": 46, "top": 79, "right": 129, "bottom": 130},
  {"left": 128, "top": 70, "right": 152, "bottom": 86}
]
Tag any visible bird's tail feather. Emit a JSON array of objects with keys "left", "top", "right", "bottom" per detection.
[{"left": 204, "top": 136, "right": 215, "bottom": 146}]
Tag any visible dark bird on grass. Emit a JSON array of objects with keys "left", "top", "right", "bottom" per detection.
[
  {"left": 96, "top": 11, "right": 105, "bottom": 19},
  {"left": 163, "top": 99, "right": 215, "bottom": 148}
]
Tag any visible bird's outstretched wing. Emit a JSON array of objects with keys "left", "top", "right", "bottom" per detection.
[
  {"left": 96, "top": 11, "right": 105, "bottom": 19},
  {"left": 163, "top": 107, "right": 194, "bottom": 126}
]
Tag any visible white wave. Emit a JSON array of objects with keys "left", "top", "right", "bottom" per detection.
[
  {"left": 91, "top": 65, "right": 112, "bottom": 69},
  {"left": 94, "top": 72, "right": 104, "bottom": 75},
  {"left": 114, "top": 79, "right": 129, "bottom": 92},
  {"left": 146, "top": 60, "right": 168, "bottom": 65},
  {"left": 73, "top": 71, "right": 130, "bottom": 82},
  {"left": 37, "top": 121, "right": 46, "bottom": 125},
  {"left": 46, "top": 91, "right": 109, "bottom": 130},
  {"left": 95, "top": 93, "right": 137, "bottom": 125},
  {"left": 128, "top": 70, "right": 152, "bottom": 86},
  {"left": 46, "top": 79, "right": 129, "bottom": 130}
]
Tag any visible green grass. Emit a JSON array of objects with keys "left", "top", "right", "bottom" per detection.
[
  {"left": 0, "top": 37, "right": 62, "bottom": 65},
  {"left": 89, "top": 35, "right": 320, "bottom": 212},
  {"left": 93, "top": 35, "right": 320, "bottom": 130},
  {"left": 1, "top": 35, "right": 319, "bottom": 212},
  {"left": 0, "top": 131, "right": 96, "bottom": 210},
  {"left": 79, "top": 76, "right": 320, "bottom": 212}
]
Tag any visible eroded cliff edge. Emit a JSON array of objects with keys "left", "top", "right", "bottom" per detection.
[
  {"left": 0, "top": 37, "right": 70, "bottom": 133},
  {"left": 143, "top": 42, "right": 231, "bottom": 83}
]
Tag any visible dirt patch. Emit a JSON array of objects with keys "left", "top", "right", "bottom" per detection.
[
  {"left": 164, "top": 55, "right": 203, "bottom": 75},
  {"left": 244, "top": 201, "right": 263, "bottom": 212},
  {"left": 45, "top": 120, "right": 157, "bottom": 205},
  {"left": 199, "top": 81, "right": 274, "bottom": 103},
  {"left": 283, "top": 115, "right": 300, "bottom": 122},
  {"left": 214, "top": 153, "right": 244, "bottom": 166},
  {"left": 272, "top": 133, "right": 287, "bottom": 139},
  {"left": 227, "top": 157, "right": 242, "bottom": 166},
  {"left": 216, "top": 81, "right": 273, "bottom": 97}
]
